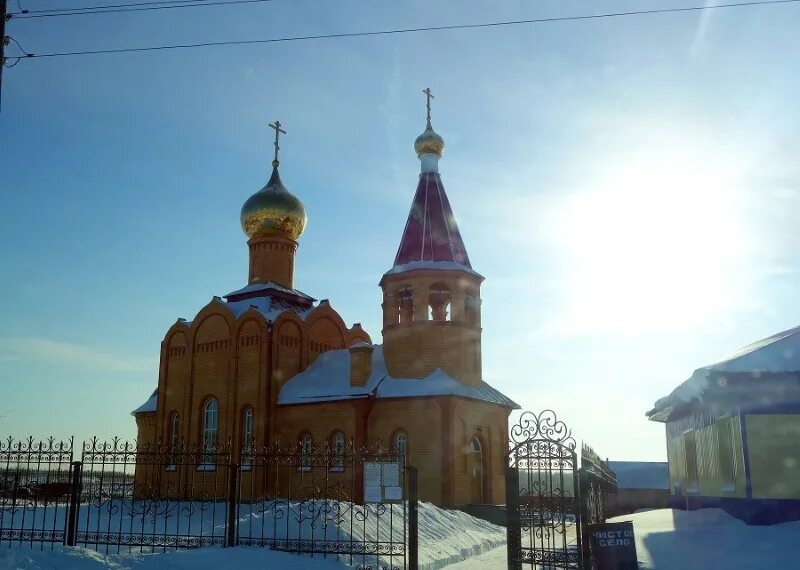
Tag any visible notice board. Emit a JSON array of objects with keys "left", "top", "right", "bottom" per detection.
[{"left": 363, "top": 461, "right": 403, "bottom": 503}]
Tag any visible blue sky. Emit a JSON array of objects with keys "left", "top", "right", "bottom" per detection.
[{"left": 1, "top": 0, "right": 799, "bottom": 460}]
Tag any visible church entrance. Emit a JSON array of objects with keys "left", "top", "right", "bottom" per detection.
[{"left": 468, "top": 436, "right": 485, "bottom": 504}]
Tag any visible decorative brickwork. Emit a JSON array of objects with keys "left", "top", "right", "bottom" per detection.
[
  {"left": 134, "top": 118, "right": 515, "bottom": 508},
  {"left": 248, "top": 235, "right": 298, "bottom": 288}
]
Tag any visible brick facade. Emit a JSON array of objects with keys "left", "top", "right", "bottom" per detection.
[{"left": 133, "top": 118, "right": 515, "bottom": 506}]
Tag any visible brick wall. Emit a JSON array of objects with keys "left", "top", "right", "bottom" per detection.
[
  {"left": 381, "top": 270, "right": 483, "bottom": 385},
  {"left": 248, "top": 235, "right": 297, "bottom": 288}
]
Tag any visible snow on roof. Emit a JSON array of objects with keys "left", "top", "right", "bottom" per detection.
[
  {"left": 222, "top": 295, "right": 321, "bottom": 324},
  {"left": 648, "top": 324, "right": 800, "bottom": 421},
  {"left": 132, "top": 389, "right": 157, "bottom": 415},
  {"left": 384, "top": 260, "right": 483, "bottom": 279},
  {"left": 608, "top": 461, "right": 669, "bottom": 490},
  {"left": 224, "top": 281, "right": 315, "bottom": 301},
  {"left": 278, "top": 344, "right": 519, "bottom": 408}
]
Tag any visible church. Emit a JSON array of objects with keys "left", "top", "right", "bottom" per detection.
[{"left": 132, "top": 93, "right": 519, "bottom": 506}]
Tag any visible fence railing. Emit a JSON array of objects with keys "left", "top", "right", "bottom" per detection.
[
  {"left": 1, "top": 436, "right": 418, "bottom": 569},
  {"left": 580, "top": 442, "right": 618, "bottom": 526},
  {"left": 579, "top": 442, "right": 618, "bottom": 569}
]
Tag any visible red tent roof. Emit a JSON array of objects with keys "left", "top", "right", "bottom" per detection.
[{"left": 392, "top": 172, "right": 472, "bottom": 268}]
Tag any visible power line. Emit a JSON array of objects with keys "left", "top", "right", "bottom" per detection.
[
  {"left": 9, "top": 0, "right": 275, "bottom": 19},
  {"left": 12, "top": 0, "right": 800, "bottom": 59},
  {"left": 11, "top": 0, "right": 210, "bottom": 12}
]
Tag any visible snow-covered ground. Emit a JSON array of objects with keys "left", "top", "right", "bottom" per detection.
[
  {"left": 435, "top": 508, "right": 800, "bottom": 569},
  {"left": 6, "top": 507, "right": 795, "bottom": 568},
  {"left": 0, "top": 501, "right": 504, "bottom": 569},
  {"left": 608, "top": 508, "right": 800, "bottom": 569}
]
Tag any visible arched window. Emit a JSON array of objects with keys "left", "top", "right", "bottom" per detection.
[
  {"left": 242, "top": 408, "right": 254, "bottom": 469},
  {"left": 470, "top": 437, "right": 482, "bottom": 454},
  {"left": 201, "top": 398, "right": 218, "bottom": 468},
  {"left": 331, "top": 431, "right": 345, "bottom": 472},
  {"left": 393, "top": 431, "right": 408, "bottom": 462},
  {"left": 465, "top": 291, "right": 479, "bottom": 327},
  {"left": 397, "top": 286, "right": 414, "bottom": 323},
  {"left": 299, "top": 433, "right": 313, "bottom": 472},
  {"left": 428, "top": 282, "right": 452, "bottom": 322},
  {"left": 166, "top": 412, "right": 180, "bottom": 471}
]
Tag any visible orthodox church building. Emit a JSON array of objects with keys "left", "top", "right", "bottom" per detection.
[{"left": 133, "top": 95, "right": 518, "bottom": 506}]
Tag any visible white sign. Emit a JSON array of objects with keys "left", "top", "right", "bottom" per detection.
[
  {"left": 364, "top": 485, "right": 382, "bottom": 503},
  {"left": 382, "top": 463, "right": 400, "bottom": 487},
  {"left": 384, "top": 486, "right": 403, "bottom": 501}
]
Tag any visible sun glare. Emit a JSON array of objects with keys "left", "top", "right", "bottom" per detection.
[{"left": 549, "top": 156, "right": 748, "bottom": 334}]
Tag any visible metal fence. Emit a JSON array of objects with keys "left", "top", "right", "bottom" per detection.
[
  {"left": 0, "top": 436, "right": 417, "bottom": 569},
  {"left": 505, "top": 412, "right": 619, "bottom": 570},
  {"left": 0, "top": 437, "right": 74, "bottom": 548},
  {"left": 579, "top": 443, "right": 618, "bottom": 526}
]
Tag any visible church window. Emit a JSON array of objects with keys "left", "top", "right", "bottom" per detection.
[
  {"left": 428, "top": 283, "right": 452, "bottom": 322},
  {"left": 331, "top": 431, "right": 345, "bottom": 472},
  {"left": 299, "top": 433, "right": 312, "bottom": 472},
  {"left": 393, "top": 431, "right": 408, "bottom": 462},
  {"left": 397, "top": 286, "right": 414, "bottom": 324},
  {"left": 201, "top": 398, "right": 218, "bottom": 468},
  {"left": 166, "top": 412, "right": 180, "bottom": 471},
  {"left": 242, "top": 408, "right": 254, "bottom": 469},
  {"left": 465, "top": 291, "right": 479, "bottom": 327}
]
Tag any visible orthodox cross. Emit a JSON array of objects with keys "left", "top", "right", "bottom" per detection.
[
  {"left": 268, "top": 120, "right": 286, "bottom": 166},
  {"left": 423, "top": 88, "right": 434, "bottom": 124}
]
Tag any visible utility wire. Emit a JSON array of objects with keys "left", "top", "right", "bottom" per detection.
[
  {"left": 11, "top": 0, "right": 800, "bottom": 59},
  {"left": 9, "top": 0, "right": 274, "bottom": 19},
  {"left": 11, "top": 0, "right": 209, "bottom": 12}
]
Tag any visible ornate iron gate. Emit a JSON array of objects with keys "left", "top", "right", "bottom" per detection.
[{"left": 506, "top": 411, "right": 582, "bottom": 569}]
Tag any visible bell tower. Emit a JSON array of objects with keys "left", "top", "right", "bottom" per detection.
[{"left": 380, "top": 89, "right": 484, "bottom": 386}]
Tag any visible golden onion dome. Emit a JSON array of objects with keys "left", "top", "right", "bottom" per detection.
[
  {"left": 240, "top": 161, "right": 307, "bottom": 241},
  {"left": 414, "top": 120, "right": 445, "bottom": 158}
]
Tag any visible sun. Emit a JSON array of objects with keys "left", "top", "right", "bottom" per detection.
[{"left": 548, "top": 154, "right": 749, "bottom": 334}]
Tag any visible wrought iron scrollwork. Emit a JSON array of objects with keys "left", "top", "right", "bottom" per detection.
[
  {"left": 509, "top": 409, "right": 577, "bottom": 450},
  {"left": 506, "top": 410, "right": 582, "bottom": 569}
]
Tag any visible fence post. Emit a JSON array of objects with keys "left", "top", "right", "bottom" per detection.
[
  {"left": 65, "top": 461, "right": 82, "bottom": 547},
  {"left": 225, "top": 463, "right": 239, "bottom": 548},
  {"left": 408, "top": 466, "right": 419, "bottom": 570},
  {"left": 578, "top": 469, "right": 591, "bottom": 570},
  {"left": 505, "top": 465, "right": 521, "bottom": 570}
]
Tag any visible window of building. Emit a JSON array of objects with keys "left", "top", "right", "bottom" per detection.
[
  {"left": 428, "top": 282, "right": 452, "bottom": 322},
  {"left": 300, "top": 433, "right": 312, "bottom": 472},
  {"left": 470, "top": 437, "right": 482, "bottom": 454},
  {"left": 465, "top": 291, "right": 479, "bottom": 327},
  {"left": 166, "top": 412, "right": 180, "bottom": 471},
  {"left": 242, "top": 408, "right": 254, "bottom": 470},
  {"left": 397, "top": 286, "right": 414, "bottom": 323},
  {"left": 331, "top": 431, "right": 345, "bottom": 472},
  {"left": 200, "top": 398, "right": 218, "bottom": 470},
  {"left": 684, "top": 430, "right": 698, "bottom": 493},
  {"left": 716, "top": 417, "right": 736, "bottom": 491},
  {"left": 394, "top": 431, "right": 408, "bottom": 462}
]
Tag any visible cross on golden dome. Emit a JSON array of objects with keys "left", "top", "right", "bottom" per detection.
[
  {"left": 415, "top": 88, "right": 444, "bottom": 159},
  {"left": 423, "top": 88, "right": 434, "bottom": 126},
  {"left": 268, "top": 120, "right": 286, "bottom": 168}
]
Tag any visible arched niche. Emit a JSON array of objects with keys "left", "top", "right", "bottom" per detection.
[{"left": 428, "top": 281, "right": 452, "bottom": 322}]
